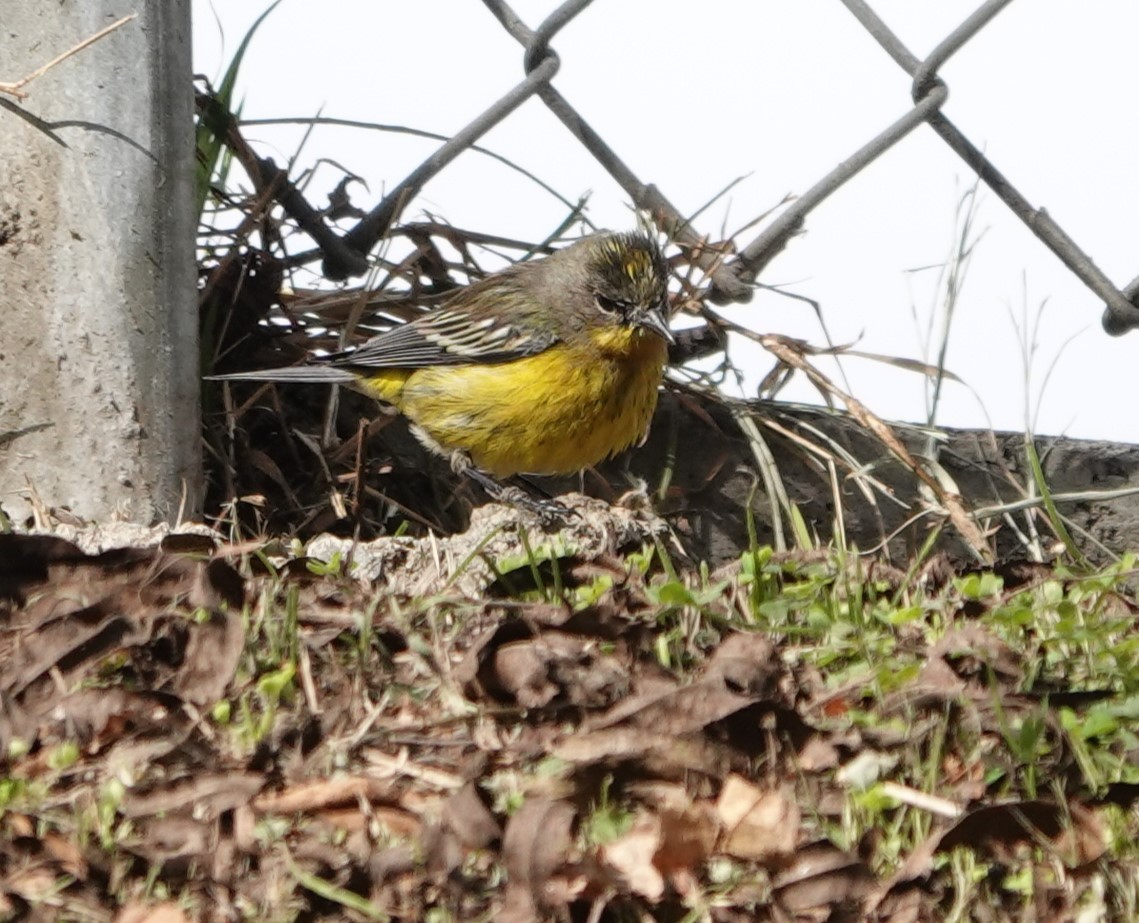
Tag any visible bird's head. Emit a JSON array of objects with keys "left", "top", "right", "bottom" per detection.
[{"left": 573, "top": 231, "right": 674, "bottom": 343}]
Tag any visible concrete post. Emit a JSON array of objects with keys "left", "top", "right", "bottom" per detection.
[{"left": 0, "top": 2, "right": 198, "bottom": 527}]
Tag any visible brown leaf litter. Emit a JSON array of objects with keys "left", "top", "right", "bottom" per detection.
[{"left": 0, "top": 519, "right": 1133, "bottom": 921}]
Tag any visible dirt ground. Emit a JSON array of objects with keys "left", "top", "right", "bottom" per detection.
[{"left": 2, "top": 478, "right": 1136, "bottom": 921}]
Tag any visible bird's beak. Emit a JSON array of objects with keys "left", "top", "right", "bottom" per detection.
[{"left": 635, "top": 306, "right": 675, "bottom": 344}]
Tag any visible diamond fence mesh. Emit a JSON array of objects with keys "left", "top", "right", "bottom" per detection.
[
  {"left": 197, "top": 0, "right": 1139, "bottom": 554},
  {"left": 295, "top": 0, "right": 1137, "bottom": 330}
]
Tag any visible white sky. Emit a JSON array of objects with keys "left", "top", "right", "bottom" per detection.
[{"left": 192, "top": 1, "right": 1139, "bottom": 442}]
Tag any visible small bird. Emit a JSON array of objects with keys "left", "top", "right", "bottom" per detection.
[{"left": 210, "top": 230, "right": 673, "bottom": 506}]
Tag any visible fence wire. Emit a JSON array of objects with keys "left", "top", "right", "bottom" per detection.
[{"left": 253, "top": 0, "right": 1139, "bottom": 335}]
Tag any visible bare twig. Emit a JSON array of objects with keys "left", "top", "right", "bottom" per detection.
[{"left": 0, "top": 13, "right": 137, "bottom": 101}]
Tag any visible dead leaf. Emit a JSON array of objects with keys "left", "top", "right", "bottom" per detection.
[
  {"left": 501, "top": 797, "right": 577, "bottom": 919},
  {"left": 600, "top": 813, "right": 665, "bottom": 901},
  {"left": 937, "top": 799, "right": 1105, "bottom": 866},
  {"left": 442, "top": 781, "right": 501, "bottom": 849},
  {"left": 164, "top": 609, "right": 245, "bottom": 705},
  {"left": 253, "top": 776, "right": 390, "bottom": 814},
  {"left": 122, "top": 772, "right": 265, "bottom": 820},
  {"left": 772, "top": 840, "right": 875, "bottom": 913},
  {"left": 41, "top": 830, "right": 88, "bottom": 879},
  {"left": 716, "top": 775, "right": 799, "bottom": 865},
  {"left": 552, "top": 725, "right": 736, "bottom": 778},
  {"left": 656, "top": 799, "right": 720, "bottom": 891},
  {"left": 458, "top": 611, "right": 632, "bottom": 710},
  {"left": 114, "top": 902, "right": 192, "bottom": 923},
  {"left": 702, "top": 631, "right": 781, "bottom": 695}
]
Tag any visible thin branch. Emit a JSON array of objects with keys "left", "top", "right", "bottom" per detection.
[{"left": 0, "top": 13, "right": 137, "bottom": 101}]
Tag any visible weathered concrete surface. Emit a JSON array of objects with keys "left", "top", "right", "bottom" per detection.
[{"left": 0, "top": 2, "right": 198, "bottom": 525}]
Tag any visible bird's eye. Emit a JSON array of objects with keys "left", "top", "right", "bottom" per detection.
[{"left": 595, "top": 294, "right": 622, "bottom": 315}]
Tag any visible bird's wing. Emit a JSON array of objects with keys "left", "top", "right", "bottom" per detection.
[
  {"left": 206, "top": 305, "right": 555, "bottom": 382},
  {"left": 211, "top": 261, "right": 563, "bottom": 381},
  {"left": 335, "top": 308, "right": 555, "bottom": 369},
  {"left": 330, "top": 264, "right": 559, "bottom": 370}
]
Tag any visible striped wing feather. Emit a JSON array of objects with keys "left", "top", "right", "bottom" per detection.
[
  {"left": 333, "top": 307, "right": 554, "bottom": 370},
  {"left": 210, "top": 259, "right": 561, "bottom": 382}
]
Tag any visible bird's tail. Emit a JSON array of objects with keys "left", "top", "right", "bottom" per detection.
[{"left": 206, "top": 366, "right": 358, "bottom": 384}]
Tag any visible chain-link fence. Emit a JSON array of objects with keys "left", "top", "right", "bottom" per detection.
[
  {"left": 197, "top": 0, "right": 1139, "bottom": 556},
  {"left": 230, "top": 0, "right": 1138, "bottom": 335}
]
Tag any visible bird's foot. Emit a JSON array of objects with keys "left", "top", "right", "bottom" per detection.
[{"left": 450, "top": 453, "right": 575, "bottom": 525}]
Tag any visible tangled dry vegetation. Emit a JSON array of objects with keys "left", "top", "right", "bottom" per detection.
[
  {"left": 6, "top": 68, "right": 1139, "bottom": 923},
  {"left": 3, "top": 498, "right": 1139, "bottom": 921}
]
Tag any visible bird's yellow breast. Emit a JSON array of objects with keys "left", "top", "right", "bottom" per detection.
[{"left": 356, "top": 328, "right": 668, "bottom": 477}]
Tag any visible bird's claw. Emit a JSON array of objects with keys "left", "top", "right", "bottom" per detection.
[{"left": 455, "top": 459, "right": 575, "bottom": 524}]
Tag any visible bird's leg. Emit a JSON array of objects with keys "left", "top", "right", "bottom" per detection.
[{"left": 449, "top": 452, "right": 572, "bottom": 523}]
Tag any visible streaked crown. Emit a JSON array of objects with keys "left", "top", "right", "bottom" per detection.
[{"left": 585, "top": 231, "right": 670, "bottom": 316}]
